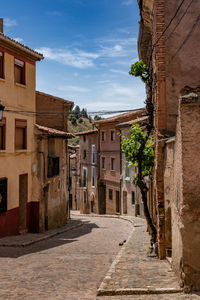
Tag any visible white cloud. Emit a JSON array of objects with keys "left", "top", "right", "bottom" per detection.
[
  {"left": 122, "top": 0, "right": 133, "bottom": 6},
  {"left": 4, "top": 18, "right": 17, "bottom": 27},
  {"left": 35, "top": 47, "right": 98, "bottom": 69},
  {"left": 58, "top": 85, "right": 89, "bottom": 93},
  {"left": 110, "top": 69, "right": 129, "bottom": 76},
  {"left": 13, "top": 37, "right": 24, "bottom": 43}
]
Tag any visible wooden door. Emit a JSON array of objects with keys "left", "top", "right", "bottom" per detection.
[{"left": 19, "top": 174, "right": 28, "bottom": 233}]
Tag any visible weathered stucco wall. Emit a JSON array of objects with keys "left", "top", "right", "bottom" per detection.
[
  {"left": 172, "top": 91, "right": 200, "bottom": 291},
  {"left": 0, "top": 47, "right": 39, "bottom": 237}
]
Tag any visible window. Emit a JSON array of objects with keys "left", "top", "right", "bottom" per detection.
[
  {"left": 15, "top": 119, "right": 27, "bottom": 150},
  {"left": 102, "top": 157, "right": 106, "bottom": 169},
  {"left": 47, "top": 156, "right": 60, "bottom": 177},
  {"left": 91, "top": 144, "right": 95, "bottom": 164},
  {"left": 91, "top": 166, "right": 95, "bottom": 187},
  {"left": 83, "top": 150, "right": 86, "bottom": 159},
  {"left": 125, "top": 162, "right": 130, "bottom": 181},
  {"left": 83, "top": 167, "right": 87, "bottom": 187},
  {"left": 101, "top": 131, "right": 106, "bottom": 142},
  {"left": 0, "top": 118, "right": 6, "bottom": 150},
  {"left": 111, "top": 130, "right": 115, "bottom": 141},
  {"left": 83, "top": 135, "right": 86, "bottom": 142},
  {"left": 0, "top": 178, "right": 7, "bottom": 214},
  {"left": 14, "top": 58, "right": 25, "bottom": 85},
  {"left": 110, "top": 157, "right": 115, "bottom": 171},
  {"left": 0, "top": 51, "right": 4, "bottom": 79},
  {"left": 132, "top": 191, "right": 135, "bottom": 205},
  {"left": 109, "top": 189, "right": 113, "bottom": 200}
]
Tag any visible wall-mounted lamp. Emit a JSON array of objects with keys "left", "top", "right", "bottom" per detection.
[{"left": 0, "top": 104, "right": 5, "bottom": 121}]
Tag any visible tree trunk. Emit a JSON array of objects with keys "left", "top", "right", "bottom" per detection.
[{"left": 138, "top": 180, "right": 157, "bottom": 245}]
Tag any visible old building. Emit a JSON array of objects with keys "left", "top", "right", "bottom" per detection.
[
  {"left": 76, "top": 129, "right": 98, "bottom": 214},
  {"left": 138, "top": 0, "right": 200, "bottom": 291},
  {"left": 69, "top": 145, "right": 80, "bottom": 211},
  {"left": 94, "top": 109, "right": 145, "bottom": 215},
  {"left": 34, "top": 92, "right": 74, "bottom": 231},
  {"left": 0, "top": 21, "right": 43, "bottom": 237}
]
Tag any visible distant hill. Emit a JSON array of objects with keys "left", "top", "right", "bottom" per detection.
[{"left": 68, "top": 117, "right": 94, "bottom": 146}]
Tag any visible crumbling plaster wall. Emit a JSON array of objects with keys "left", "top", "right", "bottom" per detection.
[{"left": 172, "top": 91, "right": 200, "bottom": 291}]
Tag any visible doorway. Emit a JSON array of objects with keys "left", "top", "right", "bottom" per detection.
[
  {"left": 123, "top": 191, "right": 127, "bottom": 214},
  {"left": 43, "top": 185, "right": 49, "bottom": 231},
  {"left": 19, "top": 174, "right": 28, "bottom": 233},
  {"left": 116, "top": 190, "right": 120, "bottom": 213}
]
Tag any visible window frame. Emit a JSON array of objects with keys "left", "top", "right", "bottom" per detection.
[
  {"left": 91, "top": 166, "right": 95, "bottom": 188},
  {"left": 101, "top": 131, "right": 106, "bottom": 142},
  {"left": 83, "top": 149, "right": 87, "bottom": 159},
  {"left": 15, "top": 119, "right": 27, "bottom": 150},
  {"left": 14, "top": 58, "right": 26, "bottom": 85},
  {"left": 83, "top": 167, "right": 87, "bottom": 188},
  {"left": 91, "top": 144, "right": 95, "bottom": 164},
  {"left": 110, "top": 157, "right": 115, "bottom": 171},
  {"left": 101, "top": 156, "right": 106, "bottom": 170},
  {"left": 0, "top": 51, "right": 5, "bottom": 79},
  {"left": 110, "top": 130, "right": 115, "bottom": 141},
  {"left": 0, "top": 117, "right": 6, "bottom": 150}
]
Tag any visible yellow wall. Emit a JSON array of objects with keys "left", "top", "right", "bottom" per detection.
[{"left": 0, "top": 49, "right": 37, "bottom": 210}]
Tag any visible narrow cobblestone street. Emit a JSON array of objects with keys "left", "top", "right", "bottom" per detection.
[{"left": 0, "top": 215, "right": 133, "bottom": 300}]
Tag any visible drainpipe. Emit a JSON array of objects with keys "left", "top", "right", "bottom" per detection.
[{"left": 119, "top": 130, "right": 122, "bottom": 215}]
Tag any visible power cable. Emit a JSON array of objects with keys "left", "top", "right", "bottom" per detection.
[{"left": 156, "top": 14, "right": 200, "bottom": 75}]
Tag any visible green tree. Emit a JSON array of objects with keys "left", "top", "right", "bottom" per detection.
[
  {"left": 81, "top": 108, "right": 88, "bottom": 118},
  {"left": 129, "top": 60, "right": 148, "bottom": 83},
  {"left": 122, "top": 124, "right": 157, "bottom": 245},
  {"left": 94, "top": 115, "right": 102, "bottom": 120},
  {"left": 74, "top": 105, "right": 81, "bottom": 119}
]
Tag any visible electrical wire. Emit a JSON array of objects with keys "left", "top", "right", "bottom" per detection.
[
  {"left": 156, "top": 14, "right": 200, "bottom": 75},
  {"left": 4, "top": 107, "right": 145, "bottom": 117}
]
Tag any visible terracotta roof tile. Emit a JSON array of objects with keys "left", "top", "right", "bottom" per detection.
[
  {"left": 0, "top": 32, "right": 43, "bottom": 61},
  {"left": 36, "top": 91, "right": 74, "bottom": 106},
  {"left": 75, "top": 129, "right": 98, "bottom": 136},
  {"left": 116, "top": 116, "right": 148, "bottom": 128},
  {"left": 35, "top": 124, "right": 75, "bottom": 138},
  {"left": 94, "top": 108, "right": 145, "bottom": 125}
]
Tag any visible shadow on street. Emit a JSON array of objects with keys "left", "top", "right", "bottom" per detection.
[{"left": 0, "top": 219, "right": 99, "bottom": 258}]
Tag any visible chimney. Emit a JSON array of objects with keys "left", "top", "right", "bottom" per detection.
[{"left": 0, "top": 18, "right": 3, "bottom": 33}]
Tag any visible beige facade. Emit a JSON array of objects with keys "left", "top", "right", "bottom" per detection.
[
  {"left": 76, "top": 129, "right": 98, "bottom": 214},
  {"left": 95, "top": 110, "right": 145, "bottom": 215},
  {"left": 34, "top": 92, "right": 74, "bottom": 231},
  {"left": 0, "top": 30, "right": 43, "bottom": 237}
]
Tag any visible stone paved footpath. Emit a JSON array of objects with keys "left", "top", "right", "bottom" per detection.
[{"left": 0, "top": 214, "right": 133, "bottom": 300}]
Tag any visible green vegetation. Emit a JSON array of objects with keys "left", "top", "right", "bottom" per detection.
[
  {"left": 129, "top": 60, "right": 148, "bottom": 83},
  {"left": 122, "top": 124, "right": 156, "bottom": 245},
  {"left": 68, "top": 105, "right": 93, "bottom": 146}
]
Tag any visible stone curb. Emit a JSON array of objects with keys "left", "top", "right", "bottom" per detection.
[
  {"left": 71, "top": 212, "right": 145, "bottom": 228},
  {"left": 0, "top": 221, "right": 84, "bottom": 247},
  {"left": 97, "top": 287, "right": 183, "bottom": 296},
  {"left": 88, "top": 213, "right": 183, "bottom": 297}
]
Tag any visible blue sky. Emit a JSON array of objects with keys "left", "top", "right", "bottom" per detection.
[{"left": 1, "top": 0, "right": 146, "bottom": 113}]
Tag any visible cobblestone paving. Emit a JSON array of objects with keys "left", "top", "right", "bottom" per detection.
[
  {"left": 98, "top": 218, "right": 180, "bottom": 292},
  {"left": 0, "top": 215, "right": 133, "bottom": 300},
  {"left": 97, "top": 292, "right": 200, "bottom": 299}
]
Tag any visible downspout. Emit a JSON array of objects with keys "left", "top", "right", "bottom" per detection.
[{"left": 119, "top": 130, "right": 122, "bottom": 215}]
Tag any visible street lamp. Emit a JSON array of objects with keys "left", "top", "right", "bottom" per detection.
[{"left": 0, "top": 104, "right": 5, "bottom": 121}]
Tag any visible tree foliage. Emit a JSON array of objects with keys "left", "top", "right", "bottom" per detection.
[
  {"left": 122, "top": 124, "right": 154, "bottom": 184},
  {"left": 129, "top": 60, "right": 148, "bottom": 83}
]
